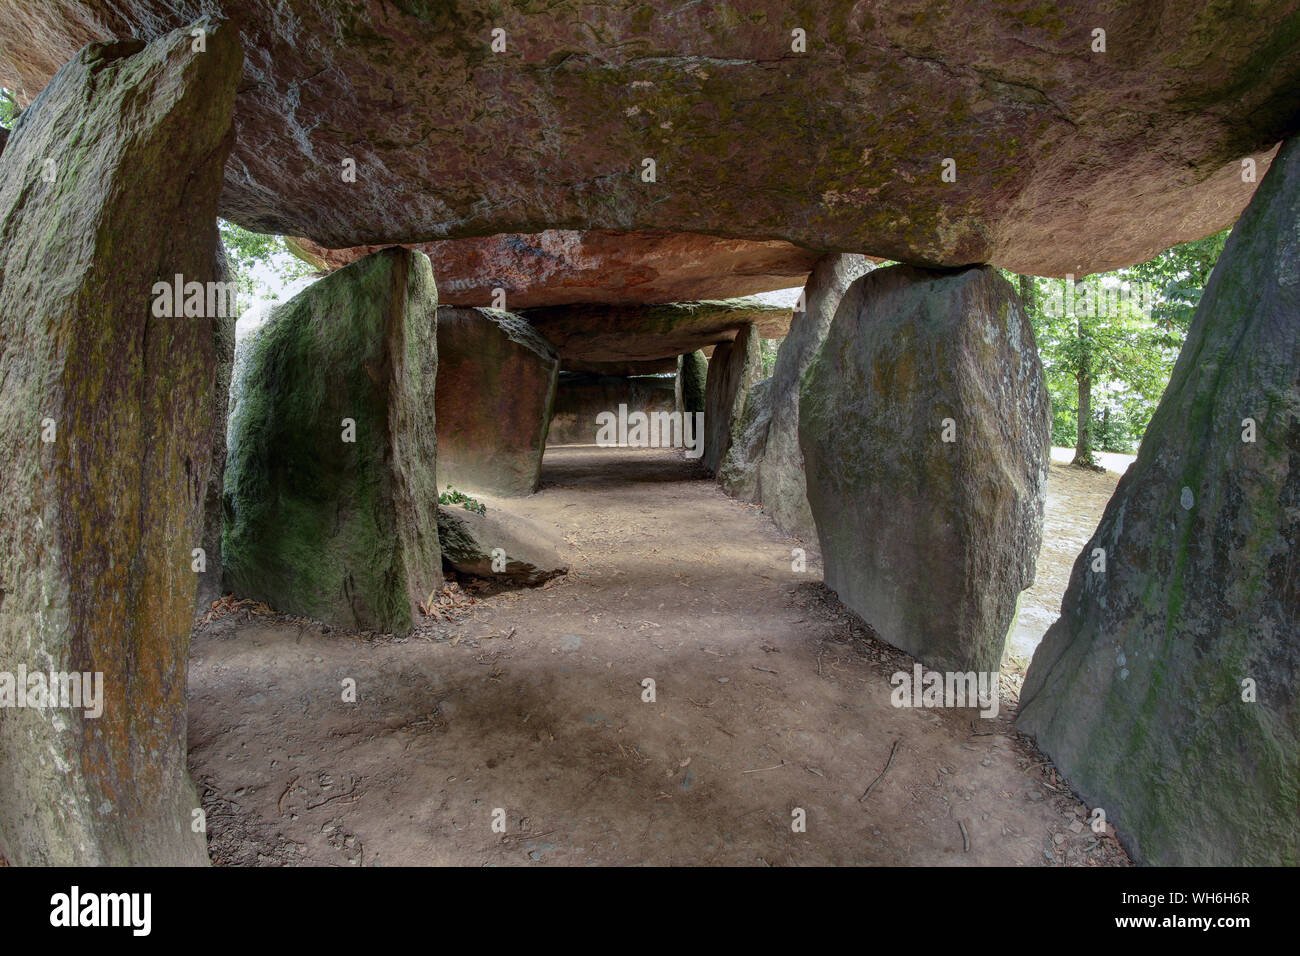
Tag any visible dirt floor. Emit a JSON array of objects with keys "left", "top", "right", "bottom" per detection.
[{"left": 189, "top": 445, "right": 1130, "bottom": 866}]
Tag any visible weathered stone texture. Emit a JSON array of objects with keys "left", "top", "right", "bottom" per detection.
[
  {"left": 524, "top": 299, "right": 790, "bottom": 364},
  {"left": 717, "top": 377, "right": 773, "bottom": 503},
  {"left": 548, "top": 373, "right": 677, "bottom": 446},
  {"left": 292, "top": 230, "right": 822, "bottom": 307},
  {"left": 438, "top": 504, "right": 568, "bottom": 586},
  {"left": 564, "top": 358, "right": 679, "bottom": 377},
  {"left": 223, "top": 247, "right": 441, "bottom": 634},
  {"left": 0, "top": 23, "right": 239, "bottom": 865},
  {"left": 703, "top": 324, "right": 763, "bottom": 475},
  {"left": 720, "top": 254, "right": 874, "bottom": 538},
  {"left": 436, "top": 307, "right": 559, "bottom": 496},
  {"left": 800, "top": 265, "right": 1051, "bottom": 673},
  {"left": 678, "top": 350, "right": 708, "bottom": 415},
  {"left": 3, "top": 2, "right": 1293, "bottom": 274},
  {"left": 1017, "top": 136, "right": 1300, "bottom": 867},
  {"left": 197, "top": 244, "right": 237, "bottom": 612}
]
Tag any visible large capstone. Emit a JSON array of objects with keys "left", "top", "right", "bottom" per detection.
[
  {"left": 703, "top": 324, "right": 763, "bottom": 475},
  {"left": 800, "top": 265, "right": 1051, "bottom": 673},
  {"left": 564, "top": 358, "right": 679, "bottom": 377},
  {"left": 436, "top": 307, "right": 559, "bottom": 496},
  {"left": 524, "top": 299, "right": 790, "bottom": 364},
  {"left": 1, "top": 3, "right": 1290, "bottom": 274},
  {"left": 223, "top": 247, "right": 441, "bottom": 634},
  {"left": 0, "top": 23, "right": 240, "bottom": 865},
  {"left": 1017, "top": 136, "right": 1300, "bottom": 867},
  {"left": 291, "top": 230, "right": 823, "bottom": 306},
  {"left": 548, "top": 373, "right": 677, "bottom": 446}
]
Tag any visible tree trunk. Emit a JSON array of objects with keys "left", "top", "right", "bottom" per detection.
[
  {"left": 1018, "top": 274, "right": 1036, "bottom": 317},
  {"left": 1073, "top": 316, "right": 1094, "bottom": 466}
]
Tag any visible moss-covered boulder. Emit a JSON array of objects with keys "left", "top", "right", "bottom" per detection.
[
  {"left": 223, "top": 247, "right": 441, "bottom": 634},
  {"left": 1017, "top": 136, "right": 1300, "bottom": 867},
  {"left": 757, "top": 255, "right": 873, "bottom": 540},
  {"left": 677, "top": 350, "right": 708, "bottom": 415},
  {"left": 435, "top": 307, "right": 559, "bottom": 496},
  {"left": 0, "top": 22, "right": 239, "bottom": 865},
  {"left": 800, "top": 265, "right": 1051, "bottom": 673}
]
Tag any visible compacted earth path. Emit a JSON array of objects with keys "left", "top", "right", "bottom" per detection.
[{"left": 188, "top": 445, "right": 1129, "bottom": 866}]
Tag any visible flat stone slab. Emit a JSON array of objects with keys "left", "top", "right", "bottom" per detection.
[
  {"left": 437, "top": 501, "right": 569, "bottom": 585},
  {"left": 2, "top": 2, "right": 1288, "bottom": 274},
  {"left": 548, "top": 373, "right": 677, "bottom": 446},
  {"left": 290, "top": 230, "right": 822, "bottom": 307},
  {"left": 525, "top": 299, "right": 791, "bottom": 363}
]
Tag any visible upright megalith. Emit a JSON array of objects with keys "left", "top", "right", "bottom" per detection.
[
  {"left": 758, "top": 255, "right": 873, "bottom": 540},
  {"left": 717, "top": 378, "right": 773, "bottom": 502},
  {"left": 197, "top": 244, "right": 238, "bottom": 612},
  {"left": 677, "top": 350, "right": 708, "bottom": 414},
  {"left": 223, "top": 247, "right": 441, "bottom": 634},
  {"left": 1017, "top": 138, "right": 1300, "bottom": 867},
  {"left": 716, "top": 255, "right": 874, "bottom": 531},
  {"left": 0, "top": 23, "right": 240, "bottom": 865},
  {"left": 548, "top": 373, "right": 677, "bottom": 446},
  {"left": 800, "top": 265, "right": 1050, "bottom": 674},
  {"left": 436, "top": 307, "right": 559, "bottom": 496},
  {"left": 703, "top": 325, "right": 762, "bottom": 474}
]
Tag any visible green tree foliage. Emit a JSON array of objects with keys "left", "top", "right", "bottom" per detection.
[
  {"left": 218, "top": 219, "right": 314, "bottom": 312},
  {"left": 1, "top": 88, "right": 18, "bottom": 128},
  {"left": 1013, "top": 231, "right": 1226, "bottom": 463}
]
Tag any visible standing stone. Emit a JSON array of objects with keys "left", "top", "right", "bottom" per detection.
[
  {"left": 0, "top": 23, "right": 240, "bottom": 865},
  {"left": 548, "top": 373, "right": 677, "bottom": 446},
  {"left": 223, "top": 247, "right": 441, "bottom": 634},
  {"left": 1018, "top": 137, "right": 1300, "bottom": 867},
  {"left": 717, "top": 377, "right": 773, "bottom": 501},
  {"left": 677, "top": 350, "right": 708, "bottom": 414},
  {"left": 436, "top": 307, "right": 559, "bottom": 496},
  {"left": 196, "top": 244, "right": 237, "bottom": 612},
  {"left": 800, "top": 265, "right": 1050, "bottom": 674},
  {"left": 759, "top": 255, "right": 873, "bottom": 540},
  {"left": 703, "top": 325, "right": 762, "bottom": 474}
]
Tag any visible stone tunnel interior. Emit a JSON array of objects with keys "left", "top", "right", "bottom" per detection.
[{"left": 0, "top": 1, "right": 1296, "bottom": 897}]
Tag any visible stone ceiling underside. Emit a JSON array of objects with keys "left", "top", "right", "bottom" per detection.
[
  {"left": 289, "top": 230, "right": 823, "bottom": 307},
  {"left": 2, "top": 1, "right": 1298, "bottom": 277}
]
